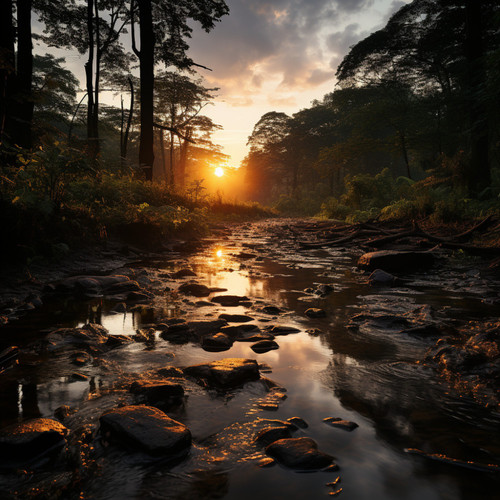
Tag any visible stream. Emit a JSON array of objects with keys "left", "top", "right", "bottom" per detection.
[{"left": 1, "top": 219, "right": 499, "bottom": 499}]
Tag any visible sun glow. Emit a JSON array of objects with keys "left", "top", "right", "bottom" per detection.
[{"left": 214, "top": 167, "right": 224, "bottom": 177}]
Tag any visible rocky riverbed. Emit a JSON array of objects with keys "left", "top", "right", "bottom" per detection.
[{"left": 0, "top": 219, "right": 499, "bottom": 499}]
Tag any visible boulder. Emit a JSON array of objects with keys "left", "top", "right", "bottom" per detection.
[
  {"left": 269, "top": 325, "right": 301, "bottom": 336},
  {"left": 287, "top": 417, "right": 308, "bottom": 429},
  {"left": 130, "top": 380, "right": 185, "bottom": 401},
  {"left": 178, "top": 281, "right": 211, "bottom": 297},
  {"left": 170, "top": 269, "right": 197, "bottom": 279},
  {"left": 211, "top": 295, "right": 249, "bottom": 306},
  {"left": 357, "top": 250, "right": 434, "bottom": 272},
  {"left": 99, "top": 405, "right": 191, "bottom": 456},
  {"left": 254, "top": 426, "right": 292, "bottom": 446},
  {"left": 323, "top": 417, "right": 359, "bottom": 431},
  {"left": 0, "top": 418, "right": 68, "bottom": 469},
  {"left": 251, "top": 340, "right": 279, "bottom": 353},
  {"left": 261, "top": 306, "right": 283, "bottom": 315},
  {"left": 156, "top": 366, "right": 184, "bottom": 378},
  {"left": 183, "top": 358, "right": 260, "bottom": 389},
  {"left": 368, "top": 269, "right": 397, "bottom": 285},
  {"left": 218, "top": 313, "right": 254, "bottom": 323},
  {"left": 201, "top": 333, "right": 233, "bottom": 352},
  {"left": 315, "top": 284, "right": 335, "bottom": 297},
  {"left": 187, "top": 319, "right": 228, "bottom": 336},
  {"left": 265, "top": 437, "right": 335, "bottom": 471},
  {"left": 305, "top": 308, "right": 326, "bottom": 318}
]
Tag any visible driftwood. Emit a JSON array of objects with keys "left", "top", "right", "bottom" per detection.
[{"left": 291, "top": 216, "right": 500, "bottom": 257}]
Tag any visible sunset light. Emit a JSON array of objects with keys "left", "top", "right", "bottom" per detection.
[{"left": 215, "top": 167, "right": 224, "bottom": 177}]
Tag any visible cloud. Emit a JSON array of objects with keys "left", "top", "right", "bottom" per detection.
[{"left": 188, "top": 0, "right": 406, "bottom": 107}]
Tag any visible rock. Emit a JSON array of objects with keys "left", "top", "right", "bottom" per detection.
[
  {"left": 265, "top": 438, "right": 335, "bottom": 471},
  {"left": 105, "top": 334, "right": 133, "bottom": 348},
  {"left": 357, "top": 250, "right": 434, "bottom": 272},
  {"left": 183, "top": 358, "right": 260, "bottom": 389},
  {"left": 261, "top": 306, "right": 282, "bottom": 315},
  {"left": 156, "top": 366, "right": 184, "bottom": 378},
  {"left": 254, "top": 426, "right": 292, "bottom": 446},
  {"left": 220, "top": 324, "right": 260, "bottom": 338},
  {"left": 99, "top": 405, "right": 191, "bottom": 456},
  {"left": 54, "top": 275, "right": 133, "bottom": 298},
  {"left": 130, "top": 380, "right": 185, "bottom": 402},
  {"left": 0, "top": 418, "right": 68, "bottom": 469},
  {"left": 251, "top": 340, "right": 279, "bottom": 353},
  {"left": 323, "top": 417, "right": 359, "bottom": 431},
  {"left": 70, "top": 373, "right": 89, "bottom": 381},
  {"left": 187, "top": 319, "right": 228, "bottom": 336},
  {"left": 305, "top": 308, "right": 326, "bottom": 318},
  {"left": 104, "top": 280, "right": 142, "bottom": 296},
  {"left": 316, "top": 284, "right": 334, "bottom": 297},
  {"left": 258, "top": 403, "right": 279, "bottom": 411},
  {"left": 71, "top": 351, "right": 91, "bottom": 366},
  {"left": 219, "top": 313, "right": 254, "bottom": 323},
  {"left": 201, "top": 333, "right": 233, "bottom": 352},
  {"left": 170, "top": 268, "right": 197, "bottom": 279},
  {"left": 368, "top": 269, "right": 397, "bottom": 285},
  {"left": 287, "top": 417, "right": 308, "bottom": 429},
  {"left": 133, "top": 328, "right": 156, "bottom": 343},
  {"left": 269, "top": 325, "right": 301, "bottom": 336},
  {"left": 258, "top": 457, "right": 276, "bottom": 467},
  {"left": 211, "top": 295, "right": 249, "bottom": 306},
  {"left": 127, "top": 290, "right": 154, "bottom": 303},
  {"left": 195, "top": 301, "right": 215, "bottom": 307},
  {"left": 178, "top": 281, "right": 211, "bottom": 297}
]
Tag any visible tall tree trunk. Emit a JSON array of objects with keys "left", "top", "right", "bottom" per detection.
[
  {"left": 159, "top": 129, "right": 168, "bottom": 181},
  {"left": 399, "top": 131, "right": 412, "bottom": 179},
  {"left": 93, "top": 0, "right": 101, "bottom": 156},
  {"left": 14, "top": 0, "right": 33, "bottom": 149},
  {"left": 0, "top": 0, "right": 15, "bottom": 143},
  {"left": 121, "top": 77, "right": 134, "bottom": 167},
  {"left": 85, "top": 0, "right": 97, "bottom": 161},
  {"left": 169, "top": 130, "right": 175, "bottom": 186},
  {"left": 464, "top": 0, "right": 490, "bottom": 194},
  {"left": 138, "top": 0, "right": 154, "bottom": 181}
]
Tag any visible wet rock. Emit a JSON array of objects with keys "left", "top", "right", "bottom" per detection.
[
  {"left": 265, "top": 437, "right": 335, "bottom": 471},
  {"left": 104, "top": 280, "right": 142, "bottom": 296},
  {"left": 254, "top": 426, "right": 292, "bottom": 446},
  {"left": 127, "top": 290, "right": 155, "bottom": 303},
  {"left": 258, "top": 457, "right": 276, "bottom": 467},
  {"left": 0, "top": 418, "right": 68, "bottom": 469},
  {"left": 170, "top": 268, "right": 197, "bottom": 279},
  {"left": 130, "top": 380, "right": 185, "bottom": 402},
  {"left": 316, "top": 284, "right": 335, "bottom": 297},
  {"left": 188, "top": 319, "right": 228, "bottom": 336},
  {"left": 219, "top": 313, "right": 254, "bottom": 323},
  {"left": 305, "top": 308, "right": 326, "bottom": 318},
  {"left": 259, "top": 402, "right": 279, "bottom": 411},
  {"left": 368, "top": 269, "right": 397, "bottom": 285},
  {"left": 269, "top": 325, "right": 301, "bottom": 336},
  {"left": 195, "top": 300, "right": 215, "bottom": 307},
  {"left": 220, "top": 324, "right": 260, "bottom": 338},
  {"left": 70, "top": 373, "right": 89, "bottom": 381},
  {"left": 211, "top": 295, "right": 249, "bottom": 306},
  {"left": 183, "top": 358, "right": 260, "bottom": 389},
  {"left": 323, "top": 417, "right": 359, "bottom": 431},
  {"left": 251, "top": 340, "right": 279, "bottom": 353},
  {"left": 53, "top": 275, "right": 134, "bottom": 298},
  {"left": 287, "top": 417, "right": 308, "bottom": 429},
  {"left": 201, "top": 333, "right": 233, "bottom": 352},
  {"left": 156, "top": 366, "right": 184, "bottom": 378},
  {"left": 99, "top": 405, "right": 191, "bottom": 456},
  {"left": 260, "top": 305, "right": 283, "bottom": 315},
  {"left": 239, "top": 332, "right": 275, "bottom": 342},
  {"left": 357, "top": 250, "right": 434, "bottom": 272},
  {"left": 133, "top": 328, "right": 156, "bottom": 343},
  {"left": 178, "top": 281, "right": 211, "bottom": 297},
  {"left": 105, "top": 334, "right": 133, "bottom": 348}
]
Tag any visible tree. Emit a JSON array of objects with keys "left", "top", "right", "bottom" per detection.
[{"left": 130, "top": 0, "right": 229, "bottom": 180}]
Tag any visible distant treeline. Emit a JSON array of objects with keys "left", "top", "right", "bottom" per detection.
[{"left": 243, "top": 0, "right": 500, "bottom": 219}]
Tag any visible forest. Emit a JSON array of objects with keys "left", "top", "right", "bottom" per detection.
[{"left": 1, "top": 1, "right": 500, "bottom": 500}]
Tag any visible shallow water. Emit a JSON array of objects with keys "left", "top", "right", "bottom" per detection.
[{"left": 1, "top": 220, "right": 500, "bottom": 499}]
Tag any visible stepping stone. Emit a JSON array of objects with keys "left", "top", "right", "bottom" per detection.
[{"left": 323, "top": 417, "right": 359, "bottom": 431}]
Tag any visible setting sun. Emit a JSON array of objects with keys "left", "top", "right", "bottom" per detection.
[{"left": 214, "top": 167, "right": 224, "bottom": 177}]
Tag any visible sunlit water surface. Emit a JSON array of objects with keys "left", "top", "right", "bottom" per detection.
[{"left": 1, "top": 222, "right": 499, "bottom": 499}]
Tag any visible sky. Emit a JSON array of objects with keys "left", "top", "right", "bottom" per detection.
[
  {"left": 34, "top": 0, "right": 409, "bottom": 168},
  {"left": 186, "top": 0, "right": 409, "bottom": 167}
]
